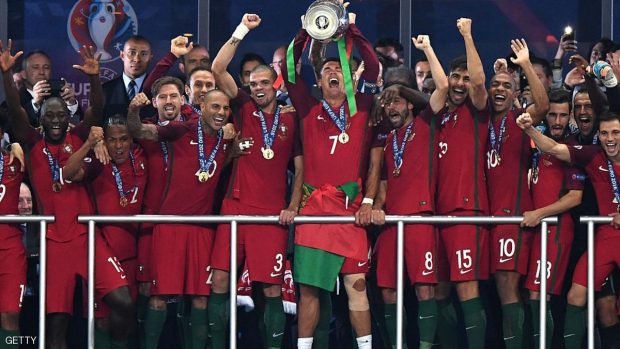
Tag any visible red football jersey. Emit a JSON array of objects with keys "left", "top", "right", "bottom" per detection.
[
  {"left": 227, "top": 89, "right": 300, "bottom": 211},
  {"left": 87, "top": 146, "right": 148, "bottom": 260},
  {"left": 436, "top": 99, "right": 490, "bottom": 214},
  {"left": 156, "top": 118, "right": 230, "bottom": 215},
  {"left": 24, "top": 123, "right": 94, "bottom": 242},
  {"left": 0, "top": 153, "right": 24, "bottom": 247},
  {"left": 383, "top": 107, "right": 438, "bottom": 215},
  {"left": 485, "top": 109, "right": 533, "bottom": 215}
]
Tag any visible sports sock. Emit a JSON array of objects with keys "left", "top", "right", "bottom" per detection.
[
  {"left": 461, "top": 297, "right": 486, "bottom": 349},
  {"left": 563, "top": 304, "right": 586, "bottom": 349},
  {"left": 436, "top": 297, "right": 457, "bottom": 349},
  {"left": 501, "top": 302, "right": 524, "bottom": 349},
  {"left": 356, "top": 334, "right": 372, "bottom": 349},
  {"left": 264, "top": 295, "right": 286, "bottom": 349},
  {"left": 144, "top": 307, "right": 167, "bottom": 349},
  {"left": 530, "top": 299, "right": 553, "bottom": 349},
  {"left": 207, "top": 293, "right": 229, "bottom": 349},
  {"left": 417, "top": 299, "right": 437, "bottom": 349},
  {"left": 190, "top": 306, "right": 208, "bottom": 349}
]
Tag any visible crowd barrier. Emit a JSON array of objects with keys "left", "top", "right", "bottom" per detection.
[{"left": 71, "top": 215, "right": 563, "bottom": 349}]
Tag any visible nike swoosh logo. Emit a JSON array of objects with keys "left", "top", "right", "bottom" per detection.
[
  {"left": 564, "top": 334, "right": 576, "bottom": 338},
  {"left": 272, "top": 332, "right": 284, "bottom": 338},
  {"left": 599, "top": 165, "right": 610, "bottom": 172},
  {"left": 465, "top": 326, "right": 476, "bottom": 330},
  {"left": 460, "top": 269, "right": 472, "bottom": 275},
  {"left": 504, "top": 336, "right": 515, "bottom": 340},
  {"left": 357, "top": 261, "right": 367, "bottom": 267},
  {"left": 270, "top": 272, "right": 283, "bottom": 277},
  {"left": 190, "top": 140, "right": 199, "bottom": 145},
  {"left": 317, "top": 115, "right": 325, "bottom": 120},
  {"left": 422, "top": 270, "right": 434, "bottom": 276},
  {"left": 419, "top": 315, "right": 435, "bottom": 320},
  {"left": 209, "top": 323, "right": 216, "bottom": 326},
  {"left": 534, "top": 279, "right": 541, "bottom": 285},
  {"left": 120, "top": 274, "right": 127, "bottom": 279},
  {"left": 499, "top": 257, "right": 513, "bottom": 263}
]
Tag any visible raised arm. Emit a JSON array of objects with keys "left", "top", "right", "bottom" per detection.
[
  {"left": 347, "top": 17, "right": 380, "bottom": 83},
  {"left": 413, "top": 35, "right": 448, "bottom": 113},
  {"left": 510, "top": 39, "right": 549, "bottom": 124},
  {"left": 0, "top": 40, "right": 31, "bottom": 143},
  {"left": 212, "top": 14, "right": 262, "bottom": 99},
  {"left": 281, "top": 23, "right": 313, "bottom": 116},
  {"left": 73, "top": 46, "right": 104, "bottom": 129},
  {"left": 127, "top": 93, "right": 159, "bottom": 141},
  {"left": 143, "top": 36, "right": 193, "bottom": 99},
  {"left": 457, "top": 18, "right": 487, "bottom": 110},
  {"left": 62, "top": 126, "right": 103, "bottom": 182},
  {"left": 516, "top": 112, "right": 571, "bottom": 162}
]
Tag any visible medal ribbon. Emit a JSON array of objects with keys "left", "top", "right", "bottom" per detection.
[
  {"left": 257, "top": 106, "right": 281, "bottom": 149},
  {"left": 392, "top": 120, "right": 415, "bottom": 172},
  {"left": 439, "top": 109, "right": 456, "bottom": 126},
  {"left": 336, "top": 37, "right": 357, "bottom": 116},
  {"left": 111, "top": 151, "right": 137, "bottom": 200},
  {"left": 607, "top": 159, "right": 620, "bottom": 205},
  {"left": 488, "top": 114, "right": 508, "bottom": 154},
  {"left": 43, "top": 142, "right": 60, "bottom": 184},
  {"left": 197, "top": 119, "right": 223, "bottom": 173},
  {"left": 0, "top": 152, "right": 5, "bottom": 184},
  {"left": 321, "top": 100, "right": 346, "bottom": 133},
  {"left": 531, "top": 150, "right": 541, "bottom": 176}
]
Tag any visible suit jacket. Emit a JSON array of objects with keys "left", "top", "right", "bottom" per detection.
[{"left": 102, "top": 75, "right": 155, "bottom": 119}]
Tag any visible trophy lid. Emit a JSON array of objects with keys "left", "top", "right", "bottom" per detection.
[{"left": 304, "top": 1, "right": 343, "bottom": 41}]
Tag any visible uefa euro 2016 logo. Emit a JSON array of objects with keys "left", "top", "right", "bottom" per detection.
[{"left": 67, "top": 0, "right": 138, "bottom": 63}]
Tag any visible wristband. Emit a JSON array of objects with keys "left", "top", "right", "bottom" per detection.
[
  {"left": 232, "top": 24, "right": 250, "bottom": 40},
  {"left": 362, "top": 197, "right": 374, "bottom": 205}
]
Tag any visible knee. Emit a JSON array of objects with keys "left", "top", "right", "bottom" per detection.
[
  {"left": 344, "top": 274, "right": 369, "bottom": 311},
  {"left": 381, "top": 288, "right": 397, "bottom": 304},
  {"left": 211, "top": 269, "right": 230, "bottom": 293},
  {"left": 567, "top": 283, "right": 587, "bottom": 307},
  {"left": 596, "top": 296, "right": 619, "bottom": 326},
  {"left": 0, "top": 312, "right": 20, "bottom": 331},
  {"left": 299, "top": 284, "right": 320, "bottom": 300},
  {"left": 415, "top": 285, "right": 435, "bottom": 301},
  {"left": 192, "top": 296, "right": 208, "bottom": 310},
  {"left": 456, "top": 281, "right": 479, "bottom": 301},
  {"left": 149, "top": 296, "right": 167, "bottom": 311},
  {"left": 263, "top": 284, "right": 281, "bottom": 298},
  {"left": 435, "top": 282, "right": 452, "bottom": 300}
]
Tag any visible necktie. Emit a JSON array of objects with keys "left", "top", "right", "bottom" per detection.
[{"left": 127, "top": 80, "right": 137, "bottom": 101}]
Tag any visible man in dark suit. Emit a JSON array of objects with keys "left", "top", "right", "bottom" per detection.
[
  {"left": 102, "top": 35, "right": 153, "bottom": 118},
  {"left": 2, "top": 50, "right": 82, "bottom": 131}
]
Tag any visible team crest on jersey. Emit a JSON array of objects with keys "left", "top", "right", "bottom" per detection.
[
  {"left": 8, "top": 166, "right": 15, "bottom": 175},
  {"left": 278, "top": 124, "right": 288, "bottom": 140},
  {"left": 64, "top": 144, "right": 73, "bottom": 153},
  {"left": 67, "top": 0, "right": 139, "bottom": 63},
  {"left": 139, "top": 161, "right": 145, "bottom": 171}
]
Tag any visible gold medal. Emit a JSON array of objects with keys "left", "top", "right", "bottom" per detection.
[
  {"left": 119, "top": 197, "right": 128, "bottom": 207},
  {"left": 393, "top": 167, "right": 401, "bottom": 177},
  {"left": 262, "top": 147, "right": 275, "bottom": 160},
  {"left": 198, "top": 171, "right": 209, "bottom": 183},
  {"left": 338, "top": 132, "right": 349, "bottom": 144},
  {"left": 52, "top": 182, "right": 62, "bottom": 193}
]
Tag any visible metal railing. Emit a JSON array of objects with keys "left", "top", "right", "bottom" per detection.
[
  {"left": 0, "top": 215, "right": 55, "bottom": 349},
  {"left": 580, "top": 216, "right": 613, "bottom": 349},
  {"left": 75, "top": 214, "right": 559, "bottom": 349}
]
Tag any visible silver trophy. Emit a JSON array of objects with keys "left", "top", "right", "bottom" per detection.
[{"left": 303, "top": 0, "right": 349, "bottom": 43}]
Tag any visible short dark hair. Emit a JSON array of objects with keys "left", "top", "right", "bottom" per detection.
[
  {"left": 374, "top": 37, "right": 404, "bottom": 54},
  {"left": 239, "top": 53, "right": 266, "bottom": 73},
  {"left": 250, "top": 64, "right": 277, "bottom": 81},
  {"left": 22, "top": 50, "right": 51, "bottom": 70},
  {"left": 449, "top": 55, "right": 467, "bottom": 73},
  {"left": 384, "top": 66, "right": 415, "bottom": 89},
  {"left": 530, "top": 56, "right": 552, "bottom": 78},
  {"left": 151, "top": 76, "right": 184, "bottom": 96},
  {"left": 105, "top": 114, "right": 129, "bottom": 128},
  {"left": 124, "top": 35, "right": 151, "bottom": 49},
  {"left": 182, "top": 44, "right": 209, "bottom": 64},
  {"left": 598, "top": 110, "right": 620, "bottom": 124},
  {"left": 589, "top": 38, "right": 615, "bottom": 61},
  {"left": 548, "top": 88, "right": 572, "bottom": 112},
  {"left": 321, "top": 57, "right": 341, "bottom": 71},
  {"left": 186, "top": 66, "right": 213, "bottom": 86}
]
